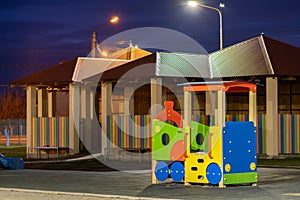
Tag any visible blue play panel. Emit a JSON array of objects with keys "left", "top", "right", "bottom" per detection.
[{"left": 223, "top": 122, "right": 257, "bottom": 174}]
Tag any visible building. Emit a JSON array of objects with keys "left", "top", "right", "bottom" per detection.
[{"left": 11, "top": 35, "right": 300, "bottom": 158}]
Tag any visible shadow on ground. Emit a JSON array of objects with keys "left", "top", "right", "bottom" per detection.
[{"left": 138, "top": 183, "right": 280, "bottom": 200}]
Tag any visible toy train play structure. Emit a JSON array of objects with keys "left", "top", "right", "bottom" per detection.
[{"left": 151, "top": 81, "right": 258, "bottom": 187}]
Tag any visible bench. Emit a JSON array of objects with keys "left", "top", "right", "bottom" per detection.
[
  {"left": 104, "top": 147, "right": 151, "bottom": 162},
  {"left": 28, "top": 146, "right": 69, "bottom": 159}
]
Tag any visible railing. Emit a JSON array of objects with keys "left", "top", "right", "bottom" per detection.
[{"left": 0, "top": 119, "right": 26, "bottom": 145}]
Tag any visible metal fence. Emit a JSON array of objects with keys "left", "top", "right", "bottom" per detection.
[{"left": 0, "top": 119, "right": 26, "bottom": 145}]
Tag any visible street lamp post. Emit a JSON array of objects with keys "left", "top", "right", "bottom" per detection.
[
  {"left": 187, "top": 1, "right": 224, "bottom": 50},
  {"left": 91, "top": 16, "right": 119, "bottom": 57}
]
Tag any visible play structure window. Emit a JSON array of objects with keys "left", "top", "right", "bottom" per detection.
[
  {"left": 196, "top": 133, "right": 204, "bottom": 145},
  {"left": 161, "top": 133, "right": 170, "bottom": 146},
  {"left": 165, "top": 120, "right": 178, "bottom": 127},
  {"left": 191, "top": 167, "right": 198, "bottom": 171}
]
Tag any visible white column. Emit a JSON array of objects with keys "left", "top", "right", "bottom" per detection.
[
  {"left": 90, "top": 90, "right": 95, "bottom": 120},
  {"left": 124, "top": 87, "right": 134, "bottom": 115},
  {"left": 216, "top": 90, "right": 226, "bottom": 127},
  {"left": 26, "top": 86, "right": 36, "bottom": 158},
  {"left": 150, "top": 78, "right": 162, "bottom": 117},
  {"left": 69, "top": 83, "right": 80, "bottom": 155},
  {"left": 266, "top": 77, "right": 278, "bottom": 157},
  {"left": 47, "top": 91, "right": 56, "bottom": 117},
  {"left": 101, "top": 81, "right": 112, "bottom": 153},
  {"left": 37, "top": 88, "right": 47, "bottom": 117},
  {"left": 205, "top": 91, "right": 217, "bottom": 116},
  {"left": 150, "top": 78, "right": 162, "bottom": 184},
  {"left": 183, "top": 91, "right": 192, "bottom": 127},
  {"left": 249, "top": 90, "right": 257, "bottom": 126},
  {"left": 81, "top": 86, "right": 92, "bottom": 151}
]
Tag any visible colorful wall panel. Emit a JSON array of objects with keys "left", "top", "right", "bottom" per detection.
[
  {"left": 278, "top": 114, "right": 300, "bottom": 154},
  {"left": 29, "top": 114, "right": 300, "bottom": 154},
  {"left": 31, "top": 117, "right": 69, "bottom": 147},
  {"left": 106, "top": 114, "right": 300, "bottom": 154},
  {"left": 195, "top": 114, "right": 263, "bottom": 153},
  {"left": 106, "top": 115, "right": 151, "bottom": 149}
]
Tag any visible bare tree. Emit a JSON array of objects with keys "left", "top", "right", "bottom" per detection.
[{"left": 0, "top": 87, "right": 26, "bottom": 119}]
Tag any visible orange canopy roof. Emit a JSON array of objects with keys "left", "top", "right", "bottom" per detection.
[{"left": 179, "top": 81, "right": 257, "bottom": 93}]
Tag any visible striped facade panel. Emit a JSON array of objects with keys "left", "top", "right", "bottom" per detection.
[
  {"left": 278, "top": 114, "right": 300, "bottom": 154},
  {"left": 31, "top": 117, "right": 69, "bottom": 148},
  {"left": 106, "top": 115, "right": 151, "bottom": 149}
]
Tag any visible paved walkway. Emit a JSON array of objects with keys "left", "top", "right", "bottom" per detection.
[{"left": 0, "top": 167, "right": 300, "bottom": 199}]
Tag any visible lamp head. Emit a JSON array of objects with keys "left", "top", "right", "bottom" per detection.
[
  {"left": 110, "top": 16, "right": 119, "bottom": 24},
  {"left": 187, "top": 0, "right": 199, "bottom": 8},
  {"left": 219, "top": 3, "right": 225, "bottom": 8}
]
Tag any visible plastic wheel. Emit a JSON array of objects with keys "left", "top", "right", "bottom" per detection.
[
  {"left": 206, "top": 163, "right": 222, "bottom": 185},
  {"left": 170, "top": 162, "right": 184, "bottom": 182},
  {"left": 154, "top": 161, "right": 169, "bottom": 182}
]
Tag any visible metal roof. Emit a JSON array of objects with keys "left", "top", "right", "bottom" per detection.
[
  {"left": 210, "top": 35, "right": 300, "bottom": 78},
  {"left": 156, "top": 52, "right": 210, "bottom": 78},
  {"left": 210, "top": 36, "right": 274, "bottom": 78},
  {"left": 10, "top": 35, "right": 300, "bottom": 86}
]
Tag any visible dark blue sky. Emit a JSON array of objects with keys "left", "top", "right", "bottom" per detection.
[{"left": 1, "top": 0, "right": 300, "bottom": 84}]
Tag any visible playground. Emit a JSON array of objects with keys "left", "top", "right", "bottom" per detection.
[
  {"left": 0, "top": 142, "right": 300, "bottom": 199},
  {"left": 1, "top": 35, "right": 299, "bottom": 199},
  {"left": 0, "top": 167, "right": 300, "bottom": 200}
]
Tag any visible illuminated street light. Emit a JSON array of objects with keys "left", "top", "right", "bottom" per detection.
[
  {"left": 101, "top": 50, "right": 108, "bottom": 57},
  {"left": 91, "top": 16, "right": 119, "bottom": 57},
  {"left": 187, "top": 1, "right": 224, "bottom": 50},
  {"left": 110, "top": 16, "right": 119, "bottom": 23},
  {"left": 187, "top": 0, "right": 198, "bottom": 7}
]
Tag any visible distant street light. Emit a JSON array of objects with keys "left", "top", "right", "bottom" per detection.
[
  {"left": 91, "top": 16, "right": 119, "bottom": 57},
  {"left": 187, "top": 1, "right": 224, "bottom": 50}
]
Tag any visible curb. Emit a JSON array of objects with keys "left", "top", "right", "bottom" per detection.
[{"left": 0, "top": 187, "right": 180, "bottom": 200}]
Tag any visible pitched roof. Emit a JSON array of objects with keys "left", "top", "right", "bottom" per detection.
[
  {"left": 99, "top": 53, "right": 156, "bottom": 81},
  {"left": 263, "top": 36, "right": 300, "bottom": 75},
  {"left": 210, "top": 36, "right": 273, "bottom": 78},
  {"left": 11, "top": 58, "right": 77, "bottom": 86},
  {"left": 72, "top": 57, "right": 130, "bottom": 82},
  {"left": 105, "top": 46, "right": 152, "bottom": 60},
  {"left": 210, "top": 35, "right": 300, "bottom": 78},
  {"left": 11, "top": 47, "right": 151, "bottom": 86},
  {"left": 99, "top": 52, "right": 210, "bottom": 81},
  {"left": 101, "top": 35, "right": 300, "bottom": 81},
  {"left": 11, "top": 35, "right": 300, "bottom": 86}
]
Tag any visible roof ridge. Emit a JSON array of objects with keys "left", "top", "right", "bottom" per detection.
[{"left": 209, "top": 35, "right": 260, "bottom": 56}]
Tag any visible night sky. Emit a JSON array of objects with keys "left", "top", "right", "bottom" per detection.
[{"left": 1, "top": 0, "right": 300, "bottom": 84}]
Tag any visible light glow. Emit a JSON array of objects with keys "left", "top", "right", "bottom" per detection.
[
  {"left": 110, "top": 16, "right": 119, "bottom": 24},
  {"left": 219, "top": 3, "right": 225, "bottom": 8},
  {"left": 101, "top": 50, "right": 108, "bottom": 57},
  {"left": 187, "top": 0, "right": 199, "bottom": 8}
]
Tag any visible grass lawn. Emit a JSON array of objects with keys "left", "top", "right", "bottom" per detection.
[
  {"left": 258, "top": 157, "right": 300, "bottom": 167},
  {"left": 1, "top": 146, "right": 300, "bottom": 168},
  {"left": 0, "top": 145, "right": 26, "bottom": 159}
]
